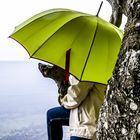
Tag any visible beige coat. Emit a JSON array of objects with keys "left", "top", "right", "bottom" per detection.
[{"left": 61, "top": 81, "right": 106, "bottom": 139}]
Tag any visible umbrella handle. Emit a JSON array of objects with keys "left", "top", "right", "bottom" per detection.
[
  {"left": 96, "top": 1, "right": 103, "bottom": 17},
  {"left": 64, "top": 49, "right": 71, "bottom": 84}
]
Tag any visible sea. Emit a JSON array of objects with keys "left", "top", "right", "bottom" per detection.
[{"left": 0, "top": 60, "right": 69, "bottom": 140}]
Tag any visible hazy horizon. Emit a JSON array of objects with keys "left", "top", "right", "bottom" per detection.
[{"left": 0, "top": 60, "right": 60, "bottom": 140}]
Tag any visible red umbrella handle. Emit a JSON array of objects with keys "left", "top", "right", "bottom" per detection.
[{"left": 64, "top": 49, "right": 71, "bottom": 84}]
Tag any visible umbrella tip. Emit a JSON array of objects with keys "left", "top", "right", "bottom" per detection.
[{"left": 96, "top": 1, "right": 103, "bottom": 17}]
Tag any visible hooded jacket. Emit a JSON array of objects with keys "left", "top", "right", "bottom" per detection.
[{"left": 61, "top": 80, "right": 106, "bottom": 139}]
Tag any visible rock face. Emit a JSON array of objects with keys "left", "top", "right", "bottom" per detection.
[
  {"left": 38, "top": 63, "right": 70, "bottom": 104},
  {"left": 97, "top": 0, "right": 140, "bottom": 139}
]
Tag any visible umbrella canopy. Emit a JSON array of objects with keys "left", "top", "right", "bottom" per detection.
[{"left": 10, "top": 8, "right": 123, "bottom": 84}]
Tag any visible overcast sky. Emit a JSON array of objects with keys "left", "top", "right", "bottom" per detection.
[{"left": 0, "top": 0, "right": 126, "bottom": 61}]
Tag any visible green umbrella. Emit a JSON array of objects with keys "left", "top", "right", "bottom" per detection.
[{"left": 10, "top": 8, "right": 123, "bottom": 85}]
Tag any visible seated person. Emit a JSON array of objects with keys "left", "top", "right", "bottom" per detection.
[{"left": 47, "top": 75, "right": 106, "bottom": 140}]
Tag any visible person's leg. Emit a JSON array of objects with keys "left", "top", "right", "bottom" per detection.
[
  {"left": 47, "top": 106, "right": 70, "bottom": 140},
  {"left": 70, "top": 136, "right": 91, "bottom": 140}
]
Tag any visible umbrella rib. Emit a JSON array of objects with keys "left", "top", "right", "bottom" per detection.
[
  {"left": 80, "top": 17, "right": 99, "bottom": 81},
  {"left": 30, "top": 15, "right": 87, "bottom": 57},
  {"left": 18, "top": 11, "right": 81, "bottom": 46}
]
